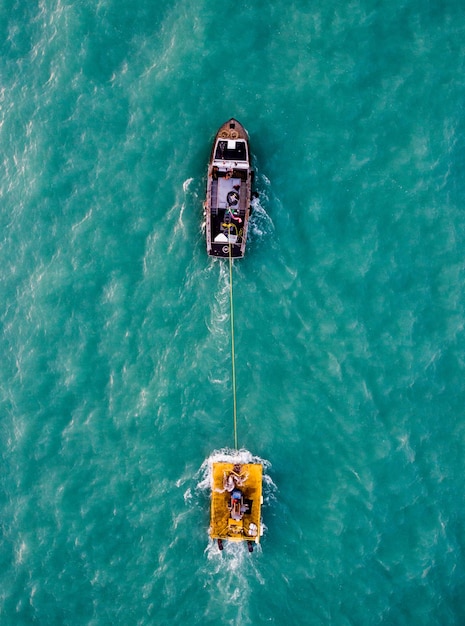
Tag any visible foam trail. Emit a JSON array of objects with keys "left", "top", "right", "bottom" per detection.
[{"left": 249, "top": 192, "right": 275, "bottom": 240}]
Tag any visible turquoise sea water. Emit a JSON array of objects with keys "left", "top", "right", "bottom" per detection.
[{"left": 1, "top": 0, "right": 465, "bottom": 623}]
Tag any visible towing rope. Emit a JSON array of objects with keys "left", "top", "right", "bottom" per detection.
[{"left": 228, "top": 242, "right": 238, "bottom": 450}]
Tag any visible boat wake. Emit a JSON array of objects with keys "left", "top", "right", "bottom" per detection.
[
  {"left": 201, "top": 541, "right": 264, "bottom": 626},
  {"left": 248, "top": 174, "right": 275, "bottom": 244}
]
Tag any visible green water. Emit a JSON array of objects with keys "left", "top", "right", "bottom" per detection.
[{"left": 1, "top": 0, "right": 465, "bottom": 624}]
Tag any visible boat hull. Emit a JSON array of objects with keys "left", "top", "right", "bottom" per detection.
[{"left": 204, "top": 119, "right": 253, "bottom": 258}]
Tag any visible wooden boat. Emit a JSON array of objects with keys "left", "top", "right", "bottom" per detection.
[
  {"left": 210, "top": 461, "right": 263, "bottom": 551},
  {"left": 204, "top": 119, "right": 254, "bottom": 258}
]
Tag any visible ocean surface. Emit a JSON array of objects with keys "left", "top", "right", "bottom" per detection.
[{"left": 1, "top": 0, "right": 465, "bottom": 624}]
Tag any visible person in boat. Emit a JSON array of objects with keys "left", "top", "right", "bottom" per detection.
[
  {"left": 223, "top": 464, "right": 248, "bottom": 492},
  {"left": 223, "top": 472, "right": 235, "bottom": 492},
  {"left": 225, "top": 208, "right": 242, "bottom": 224},
  {"left": 229, "top": 489, "right": 246, "bottom": 520}
]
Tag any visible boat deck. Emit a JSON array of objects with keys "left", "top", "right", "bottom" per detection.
[
  {"left": 208, "top": 169, "right": 249, "bottom": 251},
  {"left": 210, "top": 462, "right": 262, "bottom": 543}
]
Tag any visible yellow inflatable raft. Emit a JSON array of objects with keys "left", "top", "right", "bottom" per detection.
[{"left": 210, "top": 462, "right": 263, "bottom": 551}]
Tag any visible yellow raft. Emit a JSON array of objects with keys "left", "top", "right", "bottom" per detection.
[{"left": 210, "top": 462, "right": 263, "bottom": 551}]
